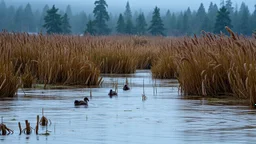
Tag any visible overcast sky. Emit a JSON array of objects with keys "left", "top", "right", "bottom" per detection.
[{"left": 5, "top": 0, "right": 256, "bottom": 13}]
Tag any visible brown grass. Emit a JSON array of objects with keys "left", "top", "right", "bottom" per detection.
[{"left": 1, "top": 30, "right": 256, "bottom": 108}]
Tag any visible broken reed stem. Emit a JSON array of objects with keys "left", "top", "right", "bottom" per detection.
[
  {"left": 1, "top": 126, "right": 6, "bottom": 135},
  {"left": 143, "top": 79, "right": 145, "bottom": 95},
  {"left": 25, "top": 120, "right": 31, "bottom": 135},
  {"left": 35, "top": 115, "right": 39, "bottom": 135},
  {"left": 90, "top": 88, "right": 92, "bottom": 98},
  {"left": 18, "top": 122, "right": 22, "bottom": 135}
]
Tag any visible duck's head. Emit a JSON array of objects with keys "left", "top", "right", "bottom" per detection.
[
  {"left": 109, "top": 89, "right": 113, "bottom": 93},
  {"left": 84, "top": 97, "right": 89, "bottom": 102},
  {"left": 74, "top": 100, "right": 79, "bottom": 104}
]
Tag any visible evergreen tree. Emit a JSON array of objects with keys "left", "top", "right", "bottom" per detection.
[
  {"left": 93, "top": 0, "right": 110, "bottom": 35},
  {"left": 196, "top": 3, "right": 207, "bottom": 34},
  {"left": 176, "top": 12, "right": 183, "bottom": 34},
  {"left": 225, "top": 0, "right": 234, "bottom": 14},
  {"left": 238, "top": 2, "right": 250, "bottom": 35},
  {"left": 39, "top": 5, "right": 49, "bottom": 32},
  {"left": 135, "top": 13, "right": 147, "bottom": 35},
  {"left": 148, "top": 6, "right": 165, "bottom": 36},
  {"left": 124, "top": 1, "right": 134, "bottom": 34},
  {"left": 23, "top": 3, "right": 35, "bottom": 32},
  {"left": 124, "top": 1, "right": 132, "bottom": 21},
  {"left": 163, "top": 10, "right": 171, "bottom": 35},
  {"left": 43, "top": 5, "right": 62, "bottom": 34},
  {"left": 125, "top": 18, "right": 134, "bottom": 34},
  {"left": 0, "top": 0, "right": 7, "bottom": 30},
  {"left": 61, "top": 13, "right": 71, "bottom": 34},
  {"left": 85, "top": 20, "right": 96, "bottom": 35},
  {"left": 14, "top": 6, "right": 24, "bottom": 31},
  {"left": 6, "top": 6, "right": 15, "bottom": 31},
  {"left": 232, "top": 4, "right": 239, "bottom": 32},
  {"left": 65, "top": 5, "right": 72, "bottom": 18},
  {"left": 182, "top": 11, "right": 189, "bottom": 34},
  {"left": 116, "top": 14, "right": 125, "bottom": 34},
  {"left": 214, "top": 6, "right": 232, "bottom": 34},
  {"left": 65, "top": 5, "right": 74, "bottom": 33},
  {"left": 181, "top": 7, "right": 192, "bottom": 35},
  {"left": 208, "top": 3, "right": 218, "bottom": 32},
  {"left": 170, "top": 12, "right": 177, "bottom": 35},
  {"left": 251, "top": 5, "right": 256, "bottom": 33}
]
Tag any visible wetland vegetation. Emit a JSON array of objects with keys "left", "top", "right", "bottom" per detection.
[{"left": 0, "top": 27, "right": 256, "bottom": 107}]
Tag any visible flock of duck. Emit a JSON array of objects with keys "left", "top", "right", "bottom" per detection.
[{"left": 74, "top": 84, "right": 140, "bottom": 106}]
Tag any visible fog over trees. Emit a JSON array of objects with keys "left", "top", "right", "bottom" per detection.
[{"left": 0, "top": 0, "right": 256, "bottom": 36}]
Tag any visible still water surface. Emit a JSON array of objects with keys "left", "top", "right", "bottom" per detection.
[{"left": 1, "top": 70, "right": 256, "bottom": 144}]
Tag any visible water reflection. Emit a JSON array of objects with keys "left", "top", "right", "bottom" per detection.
[{"left": 1, "top": 70, "right": 256, "bottom": 143}]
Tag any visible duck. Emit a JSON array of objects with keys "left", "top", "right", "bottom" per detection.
[
  {"left": 123, "top": 84, "right": 130, "bottom": 91},
  {"left": 108, "top": 89, "right": 117, "bottom": 96},
  {"left": 74, "top": 97, "right": 89, "bottom": 106}
]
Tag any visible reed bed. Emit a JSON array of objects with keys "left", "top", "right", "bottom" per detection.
[
  {"left": 0, "top": 62, "right": 20, "bottom": 97},
  {"left": 0, "top": 33, "right": 160, "bottom": 97},
  {"left": 1, "top": 30, "right": 256, "bottom": 108}
]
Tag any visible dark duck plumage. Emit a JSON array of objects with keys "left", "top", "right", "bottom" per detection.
[
  {"left": 123, "top": 84, "right": 130, "bottom": 91},
  {"left": 108, "top": 89, "right": 117, "bottom": 96},
  {"left": 74, "top": 97, "right": 89, "bottom": 106}
]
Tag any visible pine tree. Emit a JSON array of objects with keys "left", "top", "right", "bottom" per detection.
[
  {"left": 14, "top": 6, "right": 24, "bottom": 31},
  {"left": 182, "top": 12, "right": 189, "bottom": 34},
  {"left": 93, "top": 0, "right": 110, "bottom": 35},
  {"left": 163, "top": 10, "right": 171, "bottom": 35},
  {"left": 61, "top": 13, "right": 71, "bottom": 34},
  {"left": 39, "top": 5, "right": 49, "bottom": 32},
  {"left": 124, "top": 1, "right": 134, "bottom": 34},
  {"left": 251, "top": 5, "right": 256, "bottom": 33},
  {"left": 65, "top": 5, "right": 74, "bottom": 33},
  {"left": 238, "top": 2, "right": 250, "bottom": 35},
  {"left": 208, "top": 3, "right": 218, "bottom": 32},
  {"left": 225, "top": 0, "right": 234, "bottom": 14},
  {"left": 0, "top": 0, "right": 7, "bottom": 30},
  {"left": 116, "top": 14, "right": 125, "bottom": 34},
  {"left": 23, "top": 3, "right": 35, "bottom": 32},
  {"left": 43, "top": 5, "right": 62, "bottom": 34},
  {"left": 65, "top": 5, "right": 72, "bottom": 18},
  {"left": 170, "top": 12, "right": 177, "bottom": 35},
  {"left": 176, "top": 12, "right": 183, "bottom": 34},
  {"left": 135, "top": 13, "right": 147, "bottom": 35},
  {"left": 6, "top": 5, "right": 15, "bottom": 31},
  {"left": 124, "top": 1, "right": 132, "bottom": 21},
  {"left": 196, "top": 3, "right": 207, "bottom": 34},
  {"left": 214, "top": 6, "right": 232, "bottom": 34},
  {"left": 85, "top": 20, "right": 96, "bottom": 35},
  {"left": 148, "top": 6, "right": 165, "bottom": 36},
  {"left": 125, "top": 18, "right": 134, "bottom": 34}
]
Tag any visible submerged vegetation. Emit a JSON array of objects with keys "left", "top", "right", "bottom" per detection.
[{"left": 0, "top": 28, "right": 256, "bottom": 107}]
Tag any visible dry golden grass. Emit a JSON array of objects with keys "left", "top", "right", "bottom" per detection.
[
  {"left": 1, "top": 30, "right": 256, "bottom": 108},
  {"left": 0, "top": 62, "right": 20, "bottom": 97}
]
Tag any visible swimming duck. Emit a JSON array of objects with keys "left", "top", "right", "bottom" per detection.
[
  {"left": 74, "top": 97, "right": 89, "bottom": 106},
  {"left": 123, "top": 84, "right": 130, "bottom": 91},
  {"left": 108, "top": 89, "right": 117, "bottom": 96}
]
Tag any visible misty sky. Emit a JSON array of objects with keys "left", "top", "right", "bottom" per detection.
[{"left": 6, "top": 0, "right": 256, "bottom": 14}]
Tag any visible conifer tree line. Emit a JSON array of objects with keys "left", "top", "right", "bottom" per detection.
[{"left": 0, "top": 0, "right": 256, "bottom": 36}]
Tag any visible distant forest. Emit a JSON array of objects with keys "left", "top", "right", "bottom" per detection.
[{"left": 0, "top": 0, "right": 255, "bottom": 36}]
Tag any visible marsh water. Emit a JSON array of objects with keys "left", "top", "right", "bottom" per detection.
[{"left": 1, "top": 70, "right": 256, "bottom": 144}]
